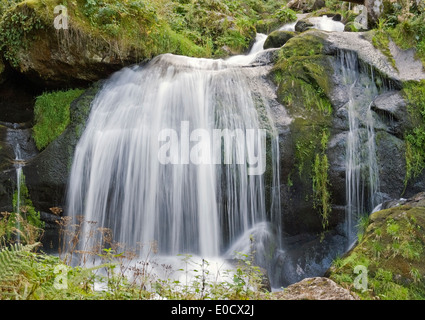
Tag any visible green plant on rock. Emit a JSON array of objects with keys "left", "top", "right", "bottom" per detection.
[
  {"left": 33, "top": 88, "right": 84, "bottom": 151},
  {"left": 312, "top": 129, "right": 332, "bottom": 230},
  {"left": 0, "top": 2, "right": 45, "bottom": 68},
  {"left": 402, "top": 80, "right": 425, "bottom": 188}
]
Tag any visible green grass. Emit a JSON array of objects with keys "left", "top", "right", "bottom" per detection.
[
  {"left": 329, "top": 206, "right": 425, "bottom": 300},
  {"left": 402, "top": 80, "right": 425, "bottom": 187},
  {"left": 33, "top": 89, "right": 84, "bottom": 150}
]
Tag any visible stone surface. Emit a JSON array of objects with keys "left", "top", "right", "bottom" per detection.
[
  {"left": 274, "top": 277, "right": 359, "bottom": 300},
  {"left": 23, "top": 81, "right": 103, "bottom": 212},
  {"left": 263, "top": 31, "right": 296, "bottom": 50}
]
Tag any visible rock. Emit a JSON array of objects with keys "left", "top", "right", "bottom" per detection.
[
  {"left": 274, "top": 277, "right": 359, "bottom": 300},
  {"left": 331, "top": 14, "right": 342, "bottom": 22},
  {"left": 371, "top": 91, "right": 409, "bottom": 137},
  {"left": 365, "top": 0, "right": 384, "bottom": 26},
  {"left": 295, "top": 19, "right": 314, "bottom": 32},
  {"left": 272, "top": 230, "right": 347, "bottom": 286},
  {"left": 329, "top": 196, "right": 425, "bottom": 299},
  {"left": 344, "top": 21, "right": 368, "bottom": 32},
  {"left": 23, "top": 81, "right": 103, "bottom": 212},
  {"left": 286, "top": 0, "right": 316, "bottom": 12},
  {"left": 312, "top": 0, "right": 326, "bottom": 11},
  {"left": 263, "top": 31, "right": 296, "bottom": 50}
]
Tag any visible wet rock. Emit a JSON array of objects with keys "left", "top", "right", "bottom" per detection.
[
  {"left": 263, "top": 31, "right": 296, "bottom": 50},
  {"left": 371, "top": 91, "right": 409, "bottom": 137},
  {"left": 274, "top": 277, "right": 359, "bottom": 300},
  {"left": 23, "top": 81, "right": 103, "bottom": 212},
  {"left": 271, "top": 230, "right": 347, "bottom": 286},
  {"left": 295, "top": 19, "right": 314, "bottom": 32}
]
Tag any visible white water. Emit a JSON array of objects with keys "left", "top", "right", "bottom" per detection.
[
  {"left": 338, "top": 50, "right": 383, "bottom": 246},
  {"left": 66, "top": 33, "right": 282, "bottom": 265},
  {"left": 278, "top": 15, "right": 344, "bottom": 32},
  {"left": 309, "top": 16, "right": 345, "bottom": 32},
  {"left": 14, "top": 143, "right": 22, "bottom": 243}
]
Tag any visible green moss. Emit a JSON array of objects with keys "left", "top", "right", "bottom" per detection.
[
  {"left": 329, "top": 205, "right": 425, "bottom": 300},
  {"left": 271, "top": 33, "right": 334, "bottom": 228},
  {"left": 312, "top": 129, "right": 331, "bottom": 229},
  {"left": 33, "top": 88, "right": 84, "bottom": 150},
  {"left": 402, "top": 80, "right": 425, "bottom": 187},
  {"left": 370, "top": 26, "right": 397, "bottom": 70},
  {"left": 0, "top": 2, "right": 45, "bottom": 67}
]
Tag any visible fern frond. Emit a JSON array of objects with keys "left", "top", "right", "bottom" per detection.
[{"left": 0, "top": 242, "right": 41, "bottom": 299}]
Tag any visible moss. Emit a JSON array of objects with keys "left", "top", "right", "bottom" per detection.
[
  {"left": 270, "top": 32, "right": 334, "bottom": 228},
  {"left": 402, "top": 80, "right": 425, "bottom": 187},
  {"left": 329, "top": 205, "right": 425, "bottom": 300},
  {"left": 370, "top": 29, "right": 397, "bottom": 70},
  {"left": 33, "top": 88, "right": 84, "bottom": 151}
]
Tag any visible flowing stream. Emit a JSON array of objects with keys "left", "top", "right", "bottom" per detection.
[{"left": 338, "top": 50, "right": 387, "bottom": 248}]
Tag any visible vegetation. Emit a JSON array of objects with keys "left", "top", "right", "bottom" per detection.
[
  {"left": 329, "top": 205, "right": 425, "bottom": 300},
  {"left": 370, "top": 0, "right": 425, "bottom": 68},
  {"left": 33, "top": 89, "right": 84, "bottom": 150},
  {"left": 0, "top": 215, "right": 270, "bottom": 300},
  {"left": 272, "top": 32, "right": 333, "bottom": 230},
  {"left": 0, "top": 0, "right": 292, "bottom": 68},
  {"left": 312, "top": 129, "right": 331, "bottom": 229},
  {"left": 402, "top": 80, "right": 425, "bottom": 187}
]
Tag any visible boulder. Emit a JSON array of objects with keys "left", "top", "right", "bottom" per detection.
[
  {"left": 328, "top": 194, "right": 425, "bottom": 299},
  {"left": 23, "top": 81, "right": 103, "bottom": 212},
  {"left": 274, "top": 277, "right": 359, "bottom": 300},
  {"left": 263, "top": 31, "right": 296, "bottom": 50},
  {"left": 295, "top": 19, "right": 314, "bottom": 32}
]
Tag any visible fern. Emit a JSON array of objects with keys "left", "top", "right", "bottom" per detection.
[{"left": 0, "top": 242, "right": 41, "bottom": 299}]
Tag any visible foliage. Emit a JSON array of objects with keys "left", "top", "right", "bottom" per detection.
[
  {"left": 0, "top": 2, "right": 45, "bottom": 67},
  {"left": 1, "top": 171, "right": 44, "bottom": 246},
  {"left": 273, "top": 6, "right": 297, "bottom": 25},
  {"left": 402, "top": 80, "right": 425, "bottom": 187},
  {"left": 0, "top": 215, "right": 270, "bottom": 300},
  {"left": 33, "top": 89, "right": 84, "bottom": 150},
  {"left": 377, "top": 2, "right": 425, "bottom": 67},
  {"left": 329, "top": 206, "right": 425, "bottom": 300},
  {"left": 312, "top": 129, "right": 331, "bottom": 229}
]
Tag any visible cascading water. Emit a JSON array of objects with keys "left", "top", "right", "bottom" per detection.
[
  {"left": 338, "top": 50, "right": 385, "bottom": 247},
  {"left": 66, "top": 34, "right": 282, "bottom": 274},
  {"left": 14, "top": 143, "right": 23, "bottom": 243}
]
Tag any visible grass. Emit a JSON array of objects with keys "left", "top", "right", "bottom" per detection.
[
  {"left": 329, "top": 206, "right": 425, "bottom": 300},
  {"left": 32, "top": 89, "right": 84, "bottom": 150},
  {"left": 0, "top": 216, "right": 271, "bottom": 300},
  {"left": 402, "top": 80, "right": 425, "bottom": 187}
]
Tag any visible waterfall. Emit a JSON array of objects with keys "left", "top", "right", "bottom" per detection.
[
  {"left": 66, "top": 37, "right": 281, "bottom": 262},
  {"left": 338, "top": 50, "right": 383, "bottom": 247},
  {"left": 14, "top": 143, "right": 23, "bottom": 243}
]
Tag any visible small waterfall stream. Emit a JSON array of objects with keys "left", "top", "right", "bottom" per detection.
[{"left": 338, "top": 50, "right": 386, "bottom": 247}]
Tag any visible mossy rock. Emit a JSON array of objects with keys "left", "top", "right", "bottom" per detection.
[
  {"left": 270, "top": 31, "right": 337, "bottom": 234},
  {"left": 328, "top": 194, "right": 425, "bottom": 300},
  {"left": 263, "top": 30, "right": 296, "bottom": 50},
  {"left": 23, "top": 81, "right": 103, "bottom": 211}
]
